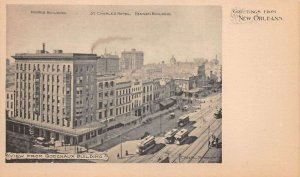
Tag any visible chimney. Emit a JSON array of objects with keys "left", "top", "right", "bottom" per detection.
[{"left": 42, "top": 43, "right": 45, "bottom": 53}]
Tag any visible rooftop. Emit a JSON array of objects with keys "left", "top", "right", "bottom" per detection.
[{"left": 12, "top": 53, "right": 97, "bottom": 60}]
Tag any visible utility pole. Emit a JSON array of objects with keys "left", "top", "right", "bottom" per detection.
[
  {"left": 120, "top": 131, "right": 123, "bottom": 159},
  {"left": 160, "top": 114, "right": 162, "bottom": 135}
]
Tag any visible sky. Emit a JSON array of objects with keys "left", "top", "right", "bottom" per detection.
[{"left": 7, "top": 5, "right": 222, "bottom": 64}]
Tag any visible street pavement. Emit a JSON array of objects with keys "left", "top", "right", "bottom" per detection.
[{"left": 93, "top": 93, "right": 222, "bottom": 163}]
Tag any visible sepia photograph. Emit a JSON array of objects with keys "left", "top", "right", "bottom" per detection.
[{"left": 5, "top": 5, "right": 222, "bottom": 163}]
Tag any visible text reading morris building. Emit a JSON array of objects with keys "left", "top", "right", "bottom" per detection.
[{"left": 7, "top": 47, "right": 111, "bottom": 147}]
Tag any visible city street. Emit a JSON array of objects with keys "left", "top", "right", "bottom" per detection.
[{"left": 91, "top": 92, "right": 222, "bottom": 163}]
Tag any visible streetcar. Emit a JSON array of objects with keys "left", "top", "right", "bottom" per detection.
[
  {"left": 164, "top": 129, "right": 178, "bottom": 144},
  {"left": 177, "top": 115, "right": 190, "bottom": 127},
  {"left": 136, "top": 135, "right": 156, "bottom": 155},
  {"left": 174, "top": 129, "right": 189, "bottom": 145}
]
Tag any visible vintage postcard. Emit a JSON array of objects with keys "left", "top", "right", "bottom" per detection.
[
  {"left": 5, "top": 5, "right": 222, "bottom": 163},
  {"left": 0, "top": 1, "right": 299, "bottom": 177}
]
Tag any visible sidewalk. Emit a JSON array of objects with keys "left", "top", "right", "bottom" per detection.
[
  {"left": 199, "top": 132, "right": 222, "bottom": 163},
  {"left": 90, "top": 106, "right": 177, "bottom": 150}
]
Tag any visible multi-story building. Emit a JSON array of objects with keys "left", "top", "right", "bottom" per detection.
[
  {"left": 10, "top": 47, "right": 98, "bottom": 145},
  {"left": 120, "top": 49, "right": 144, "bottom": 71},
  {"left": 6, "top": 86, "right": 15, "bottom": 118},
  {"left": 97, "top": 53, "right": 119, "bottom": 75},
  {"left": 174, "top": 76, "right": 197, "bottom": 92},
  {"left": 115, "top": 80, "right": 132, "bottom": 118},
  {"left": 141, "top": 80, "right": 153, "bottom": 116},
  {"left": 131, "top": 80, "right": 142, "bottom": 117},
  {"left": 96, "top": 74, "right": 117, "bottom": 124}
]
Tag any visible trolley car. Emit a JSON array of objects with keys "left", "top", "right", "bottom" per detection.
[
  {"left": 174, "top": 129, "right": 189, "bottom": 145},
  {"left": 177, "top": 115, "right": 190, "bottom": 127},
  {"left": 137, "top": 135, "right": 156, "bottom": 155},
  {"left": 164, "top": 129, "right": 178, "bottom": 144}
]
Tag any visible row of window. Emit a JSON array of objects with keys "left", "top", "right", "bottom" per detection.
[
  {"left": 98, "top": 109, "right": 114, "bottom": 119},
  {"left": 142, "top": 94, "right": 153, "bottom": 103},
  {"left": 16, "top": 73, "right": 63, "bottom": 84},
  {"left": 116, "top": 88, "right": 131, "bottom": 96},
  {"left": 116, "top": 105, "right": 131, "bottom": 116},
  {"left": 15, "top": 109, "right": 70, "bottom": 127},
  {"left": 98, "top": 81, "right": 114, "bottom": 89},
  {"left": 17, "top": 63, "right": 71, "bottom": 73},
  {"left": 116, "top": 96, "right": 131, "bottom": 105},
  {"left": 6, "top": 101, "right": 13, "bottom": 109},
  {"left": 75, "top": 65, "right": 95, "bottom": 73},
  {"left": 6, "top": 93, "right": 13, "bottom": 100},
  {"left": 143, "top": 85, "right": 153, "bottom": 93},
  {"left": 132, "top": 86, "right": 141, "bottom": 92},
  {"left": 98, "top": 90, "right": 114, "bottom": 98},
  {"left": 98, "top": 99, "right": 114, "bottom": 109}
]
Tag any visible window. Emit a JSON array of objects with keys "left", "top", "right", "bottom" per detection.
[
  {"left": 66, "top": 87, "right": 70, "bottom": 94},
  {"left": 99, "top": 83, "right": 103, "bottom": 89},
  {"left": 110, "top": 109, "right": 113, "bottom": 116},
  {"left": 86, "top": 133, "right": 90, "bottom": 140},
  {"left": 63, "top": 65, "right": 66, "bottom": 72}
]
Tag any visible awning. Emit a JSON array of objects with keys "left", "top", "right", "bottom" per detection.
[
  {"left": 170, "top": 96, "right": 177, "bottom": 100},
  {"left": 159, "top": 99, "right": 175, "bottom": 107},
  {"left": 185, "top": 88, "right": 202, "bottom": 93},
  {"left": 119, "top": 115, "right": 140, "bottom": 125}
]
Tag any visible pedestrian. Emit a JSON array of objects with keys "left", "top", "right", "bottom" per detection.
[
  {"left": 117, "top": 153, "right": 120, "bottom": 158},
  {"left": 125, "top": 150, "right": 128, "bottom": 156}
]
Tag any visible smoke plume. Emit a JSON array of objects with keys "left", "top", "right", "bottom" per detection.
[{"left": 91, "top": 36, "right": 131, "bottom": 53}]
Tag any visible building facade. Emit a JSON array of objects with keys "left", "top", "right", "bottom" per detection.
[
  {"left": 11, "top": 49, "right": 98, "bottom": 145},
  {"left": 97, "top": 54, "right": 119, "bottom": 75},
  {"left": 6, "top": 89, "right": 14, "bottom": 118},
  {"left": 96, "top": 74, "right": 117, "bottom": 124},
  {"left": 141, "top": 80, "right": 153, "bottom": 116},
  {"left": 131, "top": 80, "right": 143, "bottom": 117},
  {"left": 120, "top": 49, "right": 144, "bottom": 71},
  {"left": 115, "top": 80, "right": 132, "bottom": 118}
]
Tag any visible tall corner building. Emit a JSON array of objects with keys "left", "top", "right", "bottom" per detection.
[
  {"left": 120, "top": 49, "right": 144, "bottom": 71},
  {"left": 11, "top": 48, "right": 98, "bottom": 144}
]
